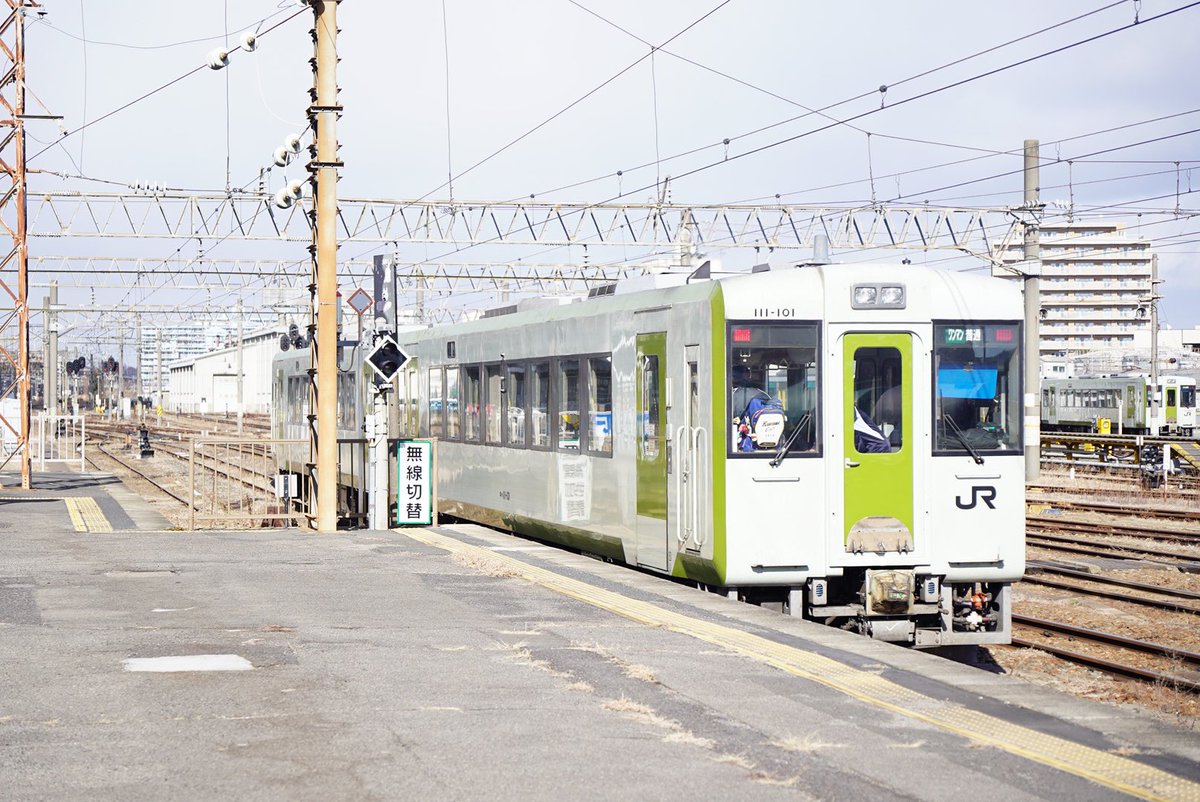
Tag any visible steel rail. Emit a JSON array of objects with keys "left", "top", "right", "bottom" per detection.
[
  {"left": 1009, "top": 635, "right": 1200, "bottom": 693},
  {"left": 1025, "top": 533, "right": 1200, "bottom": 570},
  {"left": 91, "top": 442, "right": 192, "bottom": 508},
  {"left": 1021, "top": 574, "right": 1200, "bottom": 615},
  {"left": 1027, "top": 495, "right": 1200, "bottom": 522},
  {"left": 1013, "top": 613, "right": 1200, "bottom": 664},
  {"left": 1027, "top": 561, "right": 1200, "bottom": 600},
  {"left": 1027, "top": 516, "right": 1200, "bottom": 543}
]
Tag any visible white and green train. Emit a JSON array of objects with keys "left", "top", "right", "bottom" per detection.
[
  {"left": 1041, "top": 375, "right": 1196, "bottom": 436},
  {"left": 275, "top": 261, "right": 1026, "bottom": 647}
]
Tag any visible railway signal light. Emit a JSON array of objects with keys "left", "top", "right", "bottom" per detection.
[{"left": 366, "top": 335, "right": 408, "bottom": 384}]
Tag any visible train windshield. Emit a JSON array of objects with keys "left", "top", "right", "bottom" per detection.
[
  {"left": 933, "top": 323, "right": 1021, "bottom": 454},
  {"left": 727, "top": 322, "right": 819, "bottom": 457},
  {"left": 1183, "top": 385, "right": 1196, "bottom": 409}
]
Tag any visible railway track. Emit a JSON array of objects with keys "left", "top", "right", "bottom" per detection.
[
  {"left": 87, "top": 441, "right": 193, "bottom": 508},
  {"left": 1024, "top": 561, "right": 1200, "bottom": 614},
  {"left": 1025, "top": 515, "right": 1199, "bottom": 543},
  {"left": 1013, "top": 495, "right": 1200, "bottom": 694},
  {"left": 1011, "top": 614, "right": 1200, "bottom": 694},
  {"left": 1025, "top": 530, "right": 1200, "bottom": 567},
  {"left": 1027, "top": 495, "right": 1200, "bottom": 525}
]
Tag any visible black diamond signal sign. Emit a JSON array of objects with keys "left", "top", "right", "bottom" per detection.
[{"left": 366, "top": 335, "right": 409, "bottom": 383}]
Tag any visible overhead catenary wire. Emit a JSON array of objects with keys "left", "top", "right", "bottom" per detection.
[
  {"left": 733, "top": 107, "right": 1200, "bottom": 207},
  {"left": 27, "top": 5, "right": 308, "bottom": 164},
  {"left": 29, "top": 6, "right": 292, "bottom": 51},
  {"left": 360, "top": 3, "right": 1200, "bottom": 281},
  {"left": 530, "top": 0, "right": 1139, "bottom": 203}
]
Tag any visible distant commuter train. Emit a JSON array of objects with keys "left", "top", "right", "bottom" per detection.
[
  {"left": 274, "top": 262, "right": 1026, "bottom": 647},
  {"left": 1041, "top": 375, "right": 1196, "bottom": 437}
]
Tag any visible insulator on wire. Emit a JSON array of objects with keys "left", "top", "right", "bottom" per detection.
[{"left": 207, "top": 48, "right": 230, "bottom": 70}]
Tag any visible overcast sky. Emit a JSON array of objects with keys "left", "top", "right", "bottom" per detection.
[{"left": 24, "top": 0, "right": 1200, "bottom": 341}]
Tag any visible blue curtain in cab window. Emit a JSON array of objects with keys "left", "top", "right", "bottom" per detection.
[{"left": 938, "top": 366, "right": 998, "bottom": 399}]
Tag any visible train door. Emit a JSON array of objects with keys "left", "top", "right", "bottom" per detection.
[
  {"left": 1166, "top": 385, "right": 1178, "bottom": 427},
  {"left": 635, "top": 332, "right": 668, "bottom": 570},
  {"left": 838, "top": 333, "right": 915, "bottom": 553}
]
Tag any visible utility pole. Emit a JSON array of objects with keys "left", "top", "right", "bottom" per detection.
[
  {"left": 310, "top": 0, "right": 341, "bottom": 532},
  {"left": 156, "top": 328, "right": 162, "bottom": 413},
  {"left": 1022, "top": 139, "right": 1041, "bottom": 483},
  {"left": 135, "top": 316, "right": 142, "bottom": 406},
  {"left": 236, "top": 298, "right": 244, "bottom": 434},
  {"left": 118, "top": 325, "right": 124, "bottom": 417},
  {"left": 47, "top": 281, "right": 57, "bottom": 417}
]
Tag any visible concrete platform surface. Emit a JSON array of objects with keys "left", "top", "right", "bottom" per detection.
[{"left": 1, "top": 510, "right": 1198, "bottom": 801}]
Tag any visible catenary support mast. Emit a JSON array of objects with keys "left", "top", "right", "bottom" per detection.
[
  {"left": 1022, "top": 139, "right": 1041, "bottom": 483},
  {"left": 310, "top": 0, "right": 341, "bottom": 531},
  {"left": 0, "top": 0, "right": 32, "bottom": 487}
]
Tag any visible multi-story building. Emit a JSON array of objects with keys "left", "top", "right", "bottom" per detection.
[
  {"left": 138, "top": 322, "right": 219, "bottom": 403},
  {"left": 993, "top": 222, "right": 1153, "bottom": 363}
]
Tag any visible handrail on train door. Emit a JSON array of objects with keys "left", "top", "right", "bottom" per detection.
[
  {"left": 690, "top": 426, "right": 708, "bottom": 548},
  {"left": 674, "top": 425, "right": 690, "bottom": 546},
  {"left": 673, "top": 425, "right": 709, "bottom": 549}
]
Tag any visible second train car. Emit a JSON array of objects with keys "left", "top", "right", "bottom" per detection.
[
  {"left": 275, "top": 261, "right": 1026, "bottom": 647},
  {"left": 1041, "top": 375, "right": 1196, "bottom": 436}
]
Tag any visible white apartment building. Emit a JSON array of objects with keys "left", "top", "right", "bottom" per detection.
[
  {"left": 994, "top": 222, "right": 1153, "bottom": 361},
  {"left": 138, "top": 322, "right": 221, "bottom": 403}
]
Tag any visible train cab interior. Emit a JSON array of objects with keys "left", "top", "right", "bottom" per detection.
[
  {"left": 727, "top": 322, "right": 819, "bottom": 457},
  {"left": 932, "top": 323, "right": 1022, "bottom": 454}
]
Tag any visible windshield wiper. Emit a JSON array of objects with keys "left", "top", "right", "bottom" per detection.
[
  {"left": 943, "top": 414, "right": 984, "bottom": 465},
  {"left": 770, "top": 412, "right": 812, "bottom": 468}
]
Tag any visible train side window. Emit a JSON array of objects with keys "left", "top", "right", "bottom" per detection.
[
  {"left": 484, "top": 364, "right": 503, "bottom": 444},
  {"left": 933, "top": 322, "right": 1022, "bottom": 454},
  {"left": 445, "top": 367, "right": 461, "bottom": 440},
  {"left": 587, "top": 355, "right": 613, "bottom": 456},
  {"left": 556, "top": 358, "right": 581, "bottom": 451},
  {"left": 426, "top": 367, "right": 444, "bottom": 439},
  {"left": 463, "top": 365, "right": 482, "bottom": 443},
  {"left": 505, "top": 362, "right": 528, "bottom": 446},
  {"left": 403, "top": 364, "right": 419, "bottom": 437},
  {"left": 531, "top": 361, "right": 551, "bottom": 449}
]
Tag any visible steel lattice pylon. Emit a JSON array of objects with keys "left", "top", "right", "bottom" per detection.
[{"left": 0, "top": 0, "right": 30, "bottom": 486}]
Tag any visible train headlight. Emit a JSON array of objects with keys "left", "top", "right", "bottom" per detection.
[
  {"left": 880, "top": 285, "right": 905, "bottom": 306},
  {"left": 853, "top": 286, "right": 878, "bottom": 306},
  {"left": 852, "top": 283, "right": 907, "bottom": 309}
]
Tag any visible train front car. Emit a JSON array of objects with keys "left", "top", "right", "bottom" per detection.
[{"left": 719, "top": 264, "right": 1024, "bottom": 646}]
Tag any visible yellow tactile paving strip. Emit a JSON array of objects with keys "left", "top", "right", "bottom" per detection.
[
  {"left": 0, "top": 495, "right": 113, "bottom": 533},
  {"left": 67, "top": 497, "right": 113, "bottom": 533},
  {"left": 406, "top": 527, "right": 1200, "bottom": 802}
]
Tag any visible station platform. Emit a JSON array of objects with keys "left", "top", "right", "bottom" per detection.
[{"left": 2, "top": 476, "right": 1199, "bottom": 799}]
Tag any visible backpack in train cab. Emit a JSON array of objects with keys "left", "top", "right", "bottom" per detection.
[{"left": 741, "top": 394, "right": 787, "bottom": 449}]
